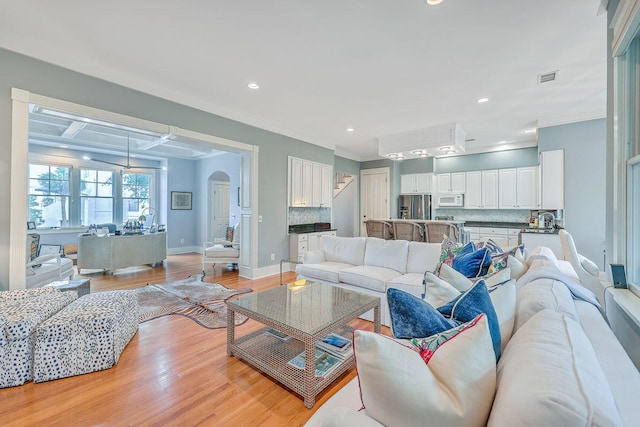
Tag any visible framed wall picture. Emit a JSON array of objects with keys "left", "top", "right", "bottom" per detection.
[
  {"left": 171, "top": 191, "right": 192, "bottom": 210},
  {"left": 39, "top": 244, "right": 62, "bottom": 256},
  {"left": 27, "top": 221, "right": 36, "bottom": 230}
]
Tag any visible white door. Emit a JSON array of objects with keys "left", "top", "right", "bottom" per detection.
[
  {"left": 210, "top": 181, "right": 230, "bottom": 240},
  {"left": 360, "top": 168, "right": 390, "bottom": 235}
]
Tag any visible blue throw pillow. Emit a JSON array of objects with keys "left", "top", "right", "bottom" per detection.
[
  {"left": 452, "top": 247, "right": 492, "bottom": 278},
  {"left": 387, "top": 282, "right": 501, "bottom": 360},
  {"left": 456, "top": 241, "right": 478, "bottom": 256},
  {"left": 437, "top": 280, "right": 501, "bottom": 359}
]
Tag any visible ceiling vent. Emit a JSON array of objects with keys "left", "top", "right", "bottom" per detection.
[{"left": 538, "top": 71, "right": 558, "bottom": 84}]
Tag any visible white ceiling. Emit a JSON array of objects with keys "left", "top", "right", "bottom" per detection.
[{"left": 0, "top": 0, "right": 607, "bottom": 161}]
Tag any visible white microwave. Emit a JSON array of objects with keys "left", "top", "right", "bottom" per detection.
[{"left": 438, "top": 194, "right": 464, "bottom": 207}]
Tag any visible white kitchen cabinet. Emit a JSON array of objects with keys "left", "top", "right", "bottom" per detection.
[
  {"left": 465, "top": 171, "right": 482, "bottom": 208},
  {"left": 482, "top": 170, "right": 499, "bottom": 209},
  {"left": 499, "top": 169, "right": 517, "bottom": 209},
  {"left": 540, "top": 150, "right": 564, "bottom": 209},
  {"left": 400, "top": 173, "right": 433, "bottom": 194},
  {"left": 320, "top": 164, "right": 333, "bottom": 207},
  {"left": 516, "top": 166, "right": 538, "bottom": 209},
  {"left": 290, "top": 230, "right": 336, "bottom": 260},
  {"left": 289, "top": 156, "right": 333, "bottom": 208},
  {"left": 465, "top": 226, "right": 521, "bottom": 250},
  {"left": 437, "top": 172, "right": 466, "bottom": 194},
  {"left": 464, "top": 170, "right": 498, "bottom": 209},
  {"left": 290, "top": 157, "right": 305, "bottom": 207}
]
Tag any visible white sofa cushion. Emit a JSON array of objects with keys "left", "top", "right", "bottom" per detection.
[
  {"left": 204, "top": 245, "right": 239, "bottom": 258},
  {"left": 386, "top": 273, "right": 424, "bottom": 297},
  {"left": 323, "top": 236, "right": 367, "bottom": 266},
  {"left": 354, "top": 315, "right": 496, "bottom": 427},
  {"left": 489, "top": 309, "right": 623, "bottom": 427},
  {"left": 296, "top": 262, "right": 353, "bottom": 284},
  {"left": 526, "top": 246, "right": 559, "bottom": 267},
  {"left": 515, "top": 279, "right": 579, "bottom": 330},
  {"left": 406, "top": 241, "right": 442, "bottom": 274},
  {"left": 363, "top": 238, "right": 409, "bottom": 274},
  {"left": 338, "top": 266, "right": 401, "bottom": 292}
]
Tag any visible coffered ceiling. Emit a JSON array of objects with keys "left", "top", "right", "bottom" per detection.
[{"left": 0, "top": 0, "right": 607, "bottom": 161}]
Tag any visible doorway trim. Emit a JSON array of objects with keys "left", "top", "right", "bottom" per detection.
[{"left": 9, "top": 88, "right": 259, "bottom": 288}]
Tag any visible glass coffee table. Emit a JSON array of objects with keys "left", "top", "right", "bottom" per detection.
[{"left": 227, "top": 280, "right": 380, "bottom": 408}]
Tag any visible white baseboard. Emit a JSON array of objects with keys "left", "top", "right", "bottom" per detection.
[{"left": 167, "top": 246, "right": 201, "bottom": 255}]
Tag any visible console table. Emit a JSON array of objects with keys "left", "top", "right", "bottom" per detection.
[{"left": 77, "top": 232, "right": 167, "bottom": 274}]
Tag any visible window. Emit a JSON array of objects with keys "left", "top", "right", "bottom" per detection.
[
  {"left": 28, "top": 164, "right": 71, "bottom": 227},
  {"left": 629, "top": 157, "right": 640, "bottom": 286},
  {"left": 80, "top": 169, "right": 114, "bottom": 225},
  {"left": 122, "top": 173, "right": 152, "bottom": 221}
]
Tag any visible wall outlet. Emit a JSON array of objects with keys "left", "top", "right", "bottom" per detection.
[
  {"left": 180, "top": 238, "right": 184, "bottom": 244},
  {"left": 271, "top": 253, "right": 275, "bottom": 261},
  {"left": 258, "top": 215, "right": 263, "bottom": 223}
]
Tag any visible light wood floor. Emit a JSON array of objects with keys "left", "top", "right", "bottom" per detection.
[{"left": 0, "top": 254, "right": 387, "bottom": 427}]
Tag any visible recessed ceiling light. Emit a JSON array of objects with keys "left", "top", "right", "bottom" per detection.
[
  {"left": 477, "top": 97, "right": 489, "bottom": 103},
  {"left": 523, "top": 128, "right": 537, "bottom": 134},
  {"left": 498, "top": 140, "right": 507, "bottom": 144},
  {"left": 346, "top": 127, "right": 354, "bottom": 132},
  {"left": 425, "top": 0, "right": 444, "bottom": 5},
  {"left": 59, "top": 145, "right": 68, "bottom": 149},
  {"left": 247, "top": 82, "right": 260, "bottom": 90}
]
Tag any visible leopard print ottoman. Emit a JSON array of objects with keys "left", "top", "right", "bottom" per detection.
[{"left": 32, "top": 290, "right": 138, "bottom": 383}]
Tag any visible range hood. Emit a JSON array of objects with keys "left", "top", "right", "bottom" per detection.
[{"left": 378, "top": 122, "right": 466, "bottom": 160}]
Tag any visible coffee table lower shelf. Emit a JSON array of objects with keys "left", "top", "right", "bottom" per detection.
[{"left": 228, "top": 327, "right": 353, "bottom": 407}]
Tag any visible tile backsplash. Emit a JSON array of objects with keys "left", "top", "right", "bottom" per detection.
[{"left": 289, "top": 207, "right": 332, "bottom": 225}]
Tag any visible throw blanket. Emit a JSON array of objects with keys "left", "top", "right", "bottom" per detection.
[{"left": 516, "top": 263, "right": 601, "bottom": 310}]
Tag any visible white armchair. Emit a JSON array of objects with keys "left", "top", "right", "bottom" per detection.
[
  {"left": 25, "top": 234, "right": 74, "bottom": 289},
  {"left": 202, "top": 223, "right": 240, "bottom": 274},
  {"left": 558, "top": 229, "right": 607, "bottom": 309}
]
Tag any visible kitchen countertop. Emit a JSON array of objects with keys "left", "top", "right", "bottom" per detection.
[
  {"left": 288, "top": 224, "right": 337, "bottom": 234},
  {"left": 463, "top": 221, "right": 529, "bottom": 229}
]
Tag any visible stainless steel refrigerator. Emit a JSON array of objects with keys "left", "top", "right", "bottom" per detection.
[{"left": 398, "top": 194, "right": 432, "bottom": 220}]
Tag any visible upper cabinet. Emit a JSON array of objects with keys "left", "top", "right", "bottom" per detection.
[
  {"left": 400, "top": 173, "right": 433, "bottom": 194},
  {"left": 463, "top": 169, "right": 499, "bottom": 209},
  {"left": 289, "top": 156, "right": 333, "bottom": 208},
  {"left": 469, "top": 166, "right": 539, "bottom": 210},
  {"left": 540, "top": 150, "right": 564, "bottom": 209},
  {"left": 437, "top": 172, "right": 466, "bottom": 194}
]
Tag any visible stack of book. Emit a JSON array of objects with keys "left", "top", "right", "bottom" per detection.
[
  {"left": 286, "top": 333, "right": 353, "bottom": 378},
  {"left": 315, "top": 333, "right": 352, "bottom": 360}
]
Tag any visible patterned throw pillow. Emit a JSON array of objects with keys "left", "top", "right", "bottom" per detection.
[
  {"left": 410, "top": 315, "right": 485, "bottom": 364},
  {"left": 27, "top": 233, "right": 40, "bottom": 261},
  {"left": 435, "top": 237, "right": 464, "bottom": 274},
  {"left": 483, "top": 238, "right": 504, "bottom": 255},
  {"left": 488, "top": 253, "right": 527, "bottom": 279}
]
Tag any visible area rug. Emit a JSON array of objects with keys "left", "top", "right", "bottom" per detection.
[{"left": 136, "top": 274, "right": 252, "bottom": 329}]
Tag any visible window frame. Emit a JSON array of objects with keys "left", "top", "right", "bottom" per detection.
[{"left": 27, "top": 162, "right": 72, "bottom": 228}]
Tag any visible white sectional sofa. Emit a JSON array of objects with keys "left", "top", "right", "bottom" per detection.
[
  {"left": 301, "top": 237, "right": 640, "bottom": 427},
  {"left": 296, "top": 236, "right": 442, "bottom": 326}
]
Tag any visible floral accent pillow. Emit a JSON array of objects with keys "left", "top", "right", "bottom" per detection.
[{"left": 410, "top": 315, "right": 483, "bottom": 364}]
